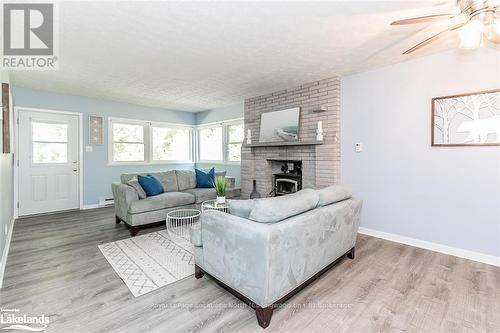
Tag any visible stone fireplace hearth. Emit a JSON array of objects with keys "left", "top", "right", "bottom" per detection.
[{"left": 241, "top": 77, "right": 340, "bottom": 198}]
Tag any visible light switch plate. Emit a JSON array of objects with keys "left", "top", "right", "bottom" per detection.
[{"left": 355, "top": 143, "right": 363, "bottom": 153}]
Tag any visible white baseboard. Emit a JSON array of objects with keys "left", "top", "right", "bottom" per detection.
[
  {"left": 358, "top": 227, "right": 500, "bottom": 267},
  {"left": 81, "top": 204, "right": 99, "bottom": 210},
  {"left": 0, "top": 218, "right": 15, "bottom": 289}
]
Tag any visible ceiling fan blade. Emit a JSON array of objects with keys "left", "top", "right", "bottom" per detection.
[
  {"left": 403, "top": 22, "right": 466, "bottom": 54},
  {"left": 391, "top": 13, "right": 457, "bottom": 25}
]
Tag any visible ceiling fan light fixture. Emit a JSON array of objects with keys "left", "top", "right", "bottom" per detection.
[{"left": 459, "top": 19, "right": 484, "bottom": 49}]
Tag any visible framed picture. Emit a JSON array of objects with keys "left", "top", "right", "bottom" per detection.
[
  {"left": 2, "top": 83, "right": 11, "bottom": 154},
  {"left": 259, "top": 107, "right": 300, "bottom": 142},
  {"left": 89, "top": 115, "right": 104, "bottom": 145},
  {"left": 432, "top": 89, "right": 500, "bottom": 146}
]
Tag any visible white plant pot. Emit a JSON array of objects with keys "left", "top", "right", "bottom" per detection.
[{"left": 216, "top": 196, "right": 226, "bottom": 204}]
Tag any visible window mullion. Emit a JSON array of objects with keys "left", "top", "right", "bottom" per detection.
[{"left": 145, "top": 122, "right": 151, "bottom": 163}]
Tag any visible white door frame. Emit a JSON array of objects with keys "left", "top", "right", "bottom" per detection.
[{"left": 13, "top": 106, "right": 84, "bottom": 218}]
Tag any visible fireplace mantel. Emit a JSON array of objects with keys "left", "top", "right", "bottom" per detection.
[{"left": 243, "top": 140, "right": 323, "bottom": 148}]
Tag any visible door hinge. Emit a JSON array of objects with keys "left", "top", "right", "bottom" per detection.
[
  {"left": 16, "top": 160, "right": 19, "bottom": 167},
  {"left": 16, "top": 117, "right": 19, "bottom": 125},
  {"left": 17, "top": 202, "right": 19, "bottom": 208}
]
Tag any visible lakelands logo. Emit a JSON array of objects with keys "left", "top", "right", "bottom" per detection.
[
  {"left": 1, "top": 2, "right": 58, "bottom": 70},
  {"left": 0, "top": 308, "right": 49, "bottom": 331}
]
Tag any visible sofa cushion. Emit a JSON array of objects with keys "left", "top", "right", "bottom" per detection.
[
  {"left": 195, "top": 168, "right": 215, "bottom": 188},
  {"left": 184, "top": 187, "right": 240, "bottom": 204},
  {"left": 154, "top": 170, "right": 179, "bottom": 192},
  {"left": 126, "top": 179, "right": 147, "bottom": 199},
  {"left": 176, "top": 170, "right": 197, "bottom": 191},
  {"left": 317, "top": 185, "right": 352, "bottom": 207},
  {"left": 227, "top": 199, "right": 258, "bottom": 218},
  {"left": 138, "top": 175, "right": 164, "bottom": 197},
  {"left": 129, "top": 192, "right": 195, "bottom": 214},
  {"left": 248, "top": 188, "right": 320, "bottom": 223}
]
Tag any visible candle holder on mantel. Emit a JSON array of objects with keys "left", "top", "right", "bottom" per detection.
[{"left": 316, "top": 121, "right": 324, "bottom": 141}]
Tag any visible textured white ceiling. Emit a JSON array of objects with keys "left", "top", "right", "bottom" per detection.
[{"left": 8, "top": 0, "right": 480, "bottom": 111}]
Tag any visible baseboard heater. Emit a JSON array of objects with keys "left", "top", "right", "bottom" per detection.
[{"left": 99, "top": 198, "right": 115, "bottom": 207}]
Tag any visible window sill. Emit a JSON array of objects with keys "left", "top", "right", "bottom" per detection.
[
  {"left": 107, "top": 160, "right": 195, "bottom": 166},
  {"left": 197, "top": 160, "right": 241, "bottom": 165}
]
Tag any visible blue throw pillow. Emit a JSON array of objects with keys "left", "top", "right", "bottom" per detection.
[
  {"left": 195, "top": 168, "right": 215, "bottom": 188},
  {"left": 137, "top": 175, "right": 164, "bottom": 196}
]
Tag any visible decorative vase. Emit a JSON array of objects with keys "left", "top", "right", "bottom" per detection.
[
  {"left": 216, "top": 196, "right": 226, "bottom": 204},
  {"left": 250, "top": 180, "right": 261, "bottom": 199}
]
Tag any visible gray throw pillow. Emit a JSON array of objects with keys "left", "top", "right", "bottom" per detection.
[
  {"left": 127, "top": 179, "right": 147, "bottom": 199},
  {"left": 215, "top": 170, "right": 227, "bottom": 178},
  {"left": 227, "top": 199, "right": 258, "bottom": 219},
  {"left": 316, "top": 185, "right": 352, "bottom": 207},
  {"left": 248, "top": 189, "right": 319, "bottom": 223}
]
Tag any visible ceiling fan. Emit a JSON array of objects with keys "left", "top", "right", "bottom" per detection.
[{"left": 391, "top": 0, "right": 500, "bottom": 54}]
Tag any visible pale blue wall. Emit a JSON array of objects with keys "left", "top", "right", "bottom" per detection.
[
  {"left": 341, "top": 48, "right": 500, "bottom": 257},
  {"left": 195, "top": 103, "right": 243, "bottom": 187},
  {"left": 11, "top": 87, "right": 196, "bottom": 205}
]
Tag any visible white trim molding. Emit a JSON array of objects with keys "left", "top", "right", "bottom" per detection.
[
  {"left": 0, "top": 218, "right": 15, "bottom": 288},
  {"left": 359, "top": 227, "right": 500, "bottom": 267}
]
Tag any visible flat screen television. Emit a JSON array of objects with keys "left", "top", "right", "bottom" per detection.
[{"left": 258, "top": 107, "right": 300, "bottom": 142}]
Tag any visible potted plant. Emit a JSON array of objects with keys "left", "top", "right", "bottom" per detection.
[{"left": 212, "top": 176, "right": 228, "bottom": 204}]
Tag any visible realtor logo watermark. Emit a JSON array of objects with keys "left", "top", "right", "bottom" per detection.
[
  {"left": 1, "top": 2, "right": 58, "bottom": 70},
  {"left": 1, "top": 308, "right": 49, "bottom": 331}
]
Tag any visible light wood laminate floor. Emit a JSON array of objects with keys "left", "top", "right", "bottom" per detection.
[{"left": 1, "top": 207, "right": 499, "bottom": 332}]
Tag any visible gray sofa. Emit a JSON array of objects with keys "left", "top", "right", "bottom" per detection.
[
  {"left": 112, "top": 170, "right": 240, "bottom": 236},
  {"left": 191, "top": 186, "right": 361, "bottom": 328}
]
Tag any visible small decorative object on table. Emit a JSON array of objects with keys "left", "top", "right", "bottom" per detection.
[
  {"left": 201, "top": 199, "right": 230, "bottom": 213},
  {"left": 212, "top": 175, "right": 227, "bottom": 204},
  {"left": 166, "top": 209, "right": 201, "bottom": 247}
]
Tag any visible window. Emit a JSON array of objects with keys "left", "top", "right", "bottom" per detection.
[
  {"left": 108, "top": 117, "right": 193, "bottom": 165},
  {"left": 32, "top": 121, "right": 68, "bottom": 163},
  {"left": 198, "top": 126, "right": 223, "bottom": 161},
  {"left": 197, "top": 120, "right": 243, "bottom": 163},
  {"left": 152, "top": 126, "right": 191, "bottom": 161},
  {"left": 111, "top": 122, "right": 145, "bottom": 162},
  {"left": 227, "top": 123, "right": 244, "bottom": 162}
]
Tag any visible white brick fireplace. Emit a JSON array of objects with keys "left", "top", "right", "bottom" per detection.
[{"left": 241, "top": 77, "right": 341, "bottom": 198}]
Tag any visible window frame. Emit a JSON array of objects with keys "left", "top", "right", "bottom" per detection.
[
  {"left": 31, "top": 119, "right": 70, "bottom": 165},
  {"left": 196, "top": 118, "right": 243, "bottom": 164},
  {"left": 107, "top": 117, "right": 194, "bottom": 166},
  {"left": 150, "top": 121, "right": 194, "bottom": 164},
  {"left": 196, "top": 124, "right": 224, "bottom": 163}
]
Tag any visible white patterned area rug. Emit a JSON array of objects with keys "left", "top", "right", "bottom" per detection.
[{"left": 99, "top": 230, "right": 194, "bottom": 297}]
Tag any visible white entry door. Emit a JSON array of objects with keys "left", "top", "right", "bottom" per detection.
[{"left": 18, "top": 110, "right": 80, "bottom": 216}]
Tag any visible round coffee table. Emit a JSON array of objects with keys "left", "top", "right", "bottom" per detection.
[
  {"left": 201, "top": 200, "right": 230, "bottom": 213},
  {"left": 166, "top": 208, "right": 201, "bottom": 245}
]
